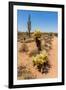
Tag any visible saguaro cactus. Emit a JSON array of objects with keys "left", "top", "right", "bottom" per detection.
[{"left": 27, "top": 15, "right": 31, "bottom": 37}]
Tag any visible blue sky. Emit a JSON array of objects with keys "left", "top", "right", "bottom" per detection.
[{"left": 17, "top": 10, "right": 58, "bottom": 32}]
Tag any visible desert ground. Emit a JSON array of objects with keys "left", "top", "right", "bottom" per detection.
[{"left": 17, "top": 33, "right": 58, "bottom": 80}]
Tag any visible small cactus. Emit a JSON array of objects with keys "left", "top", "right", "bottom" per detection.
[{"left": 33, "top": 29, "right": 41, "bottom": 51}]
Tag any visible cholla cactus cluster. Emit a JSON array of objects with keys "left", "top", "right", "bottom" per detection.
[
  {"left": 33, "top": 29, "right": 41, "bottom": 38},
  {"left": 32, "top": 51, "right": 51, "bottom": 74},
  {"left": 32, "top": 51, "right": 48, "bottom": 65}
]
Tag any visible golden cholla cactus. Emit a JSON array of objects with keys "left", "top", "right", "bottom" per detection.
[
  {"left": 32, "top": 51, "right": 48, "bottom": 65},
  {"left": 33, "top": 28, "right": 41, "bottom": 38}
]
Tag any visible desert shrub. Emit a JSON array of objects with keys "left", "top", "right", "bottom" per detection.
[
  {"left": 54, "top": 33, "right": 58, "bottom": 37},
  {"left": 43, "top": 34, "right": 53, "bottom": 52},
  {"left": 25, "top": 38, "right": 34, "bottom": 43},
  {"left": 19, "top": 42, "right": 28, "bottom": 52},
  {"left": 28, "top": 49, "right": 39, "bottom": 57},
  {"left": 17, "top": 65, "right": 26, "bottom": 77},
  {"left": 17, "top": 65, "right": 36, "bottom": 79},
  {"left": 23, "top": 70, "right": 36, "bottom": 79}
]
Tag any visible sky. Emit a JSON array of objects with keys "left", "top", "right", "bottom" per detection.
[{"left": 17, "top": 10, "right": 58, "bottom": 33}]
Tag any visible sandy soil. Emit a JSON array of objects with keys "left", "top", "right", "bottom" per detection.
[{"left": 17, "top": 36, "right": 58, "bottom": 79}]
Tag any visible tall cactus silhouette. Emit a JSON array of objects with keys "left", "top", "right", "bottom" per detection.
[{"left": 27, "top": 15, "right": 31, "bottom": 37}]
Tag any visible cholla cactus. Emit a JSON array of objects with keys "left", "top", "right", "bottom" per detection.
[
  {"left": 32, "top": 51, "right": 48, "bottom": 66},
  {"left": 32, "top": 51, "right": 51, "bottom": 74},
  {"left": 33, "top": 29, "right": 41, "bottom": 38},
  {"left": 33, "top": 29, "right": 41, "bottom": 51}
]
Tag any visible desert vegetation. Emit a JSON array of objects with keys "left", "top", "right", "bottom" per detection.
[{"left": 17, "top": 29, "right": 58, "bottom": 80}]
